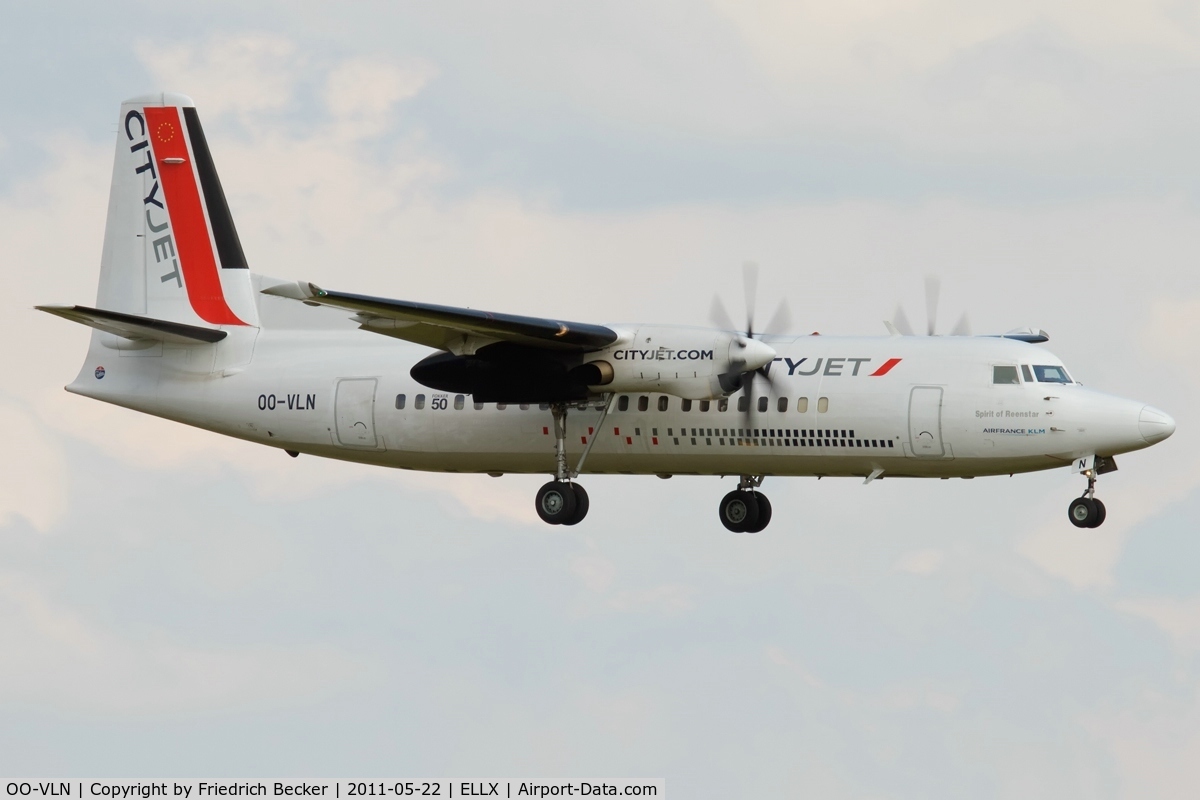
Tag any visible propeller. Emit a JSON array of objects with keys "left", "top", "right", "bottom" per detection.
[
  {"left": 890, "top": 276, "right": 971, "bottom": 337},
  {"left": 709, "top": 262, "right": 789, "bottom": 431}
]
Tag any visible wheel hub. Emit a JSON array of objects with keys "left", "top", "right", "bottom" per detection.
[{"left": 542, "top": 490, "right": 565, "bottom": 515}]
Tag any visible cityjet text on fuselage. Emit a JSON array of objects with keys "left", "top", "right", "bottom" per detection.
[
  {"left": 779, "top": 356, "right": 902, "bottom": 377},
  {"left": 612, "top": 348, "right": 715, "bottom": 361}
]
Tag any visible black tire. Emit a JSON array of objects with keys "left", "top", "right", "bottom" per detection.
[
  {"left": 1088, "top": 498, "right": 1107, "bottom": 528},
  {"left": 744, "top": 492, "right": 772, "bottom": 533},
  {"left": 1069, "top": 497, "right": 1097, "bottom": 528},
  {"left": 719, "top": 490, "right": 760, "bottom": 533},
  {"left": 562, "top": 483, "right": 590, "bottom": 526},
  {"left": 536, "top": 481, "right": 577, "bottom": 525}
]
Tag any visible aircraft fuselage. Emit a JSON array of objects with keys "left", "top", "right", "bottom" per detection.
[{"left": 68, "top": 327, "right": 1164, "bottom": 481}]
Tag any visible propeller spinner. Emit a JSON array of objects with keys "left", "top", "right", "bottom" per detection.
[{"left": 709, "top": 262, "right": 790, "bottom": 423}]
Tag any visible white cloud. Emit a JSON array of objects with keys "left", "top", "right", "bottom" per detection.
[
  {"left": 324, "top": 57, "right": 437, "bottom": 139},
  {"left": 1085, "top": 689, "right": 1200, "bottom": 800},
  {"left": 893, "top": 548, "right": 946, "bottom": 575},
  {"left": 1116, "top": 597, "right": 1200, "bottom": 654},
  {"left": 1143, "top": 296, "right": 1200, "bottom": 383},
  {"left": 607, "top": 583, "right": 695, "bottom": 614},
  {"left": 135, "top": 35, "right": 299, "bottom": 120},
  {"left": 0, "top": 400, "right": 66, "bottom": 532},
  {"left": 0, "top": 573, "right": 368, "bottom": 714}
]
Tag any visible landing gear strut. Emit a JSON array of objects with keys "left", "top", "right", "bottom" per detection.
[
  {"left": 719, "top": 475, "right": 772, "bottom": 533},
  {"left": 535, "top": 400, "right": 607, "bottom": 526},
  {"left": 1068, "top": 468, "right": 1107, "bottom": 529}
]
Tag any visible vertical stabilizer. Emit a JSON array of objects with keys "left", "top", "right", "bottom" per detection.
[{"left": 96, "top": 93, "right": 258, "bottom": 327}]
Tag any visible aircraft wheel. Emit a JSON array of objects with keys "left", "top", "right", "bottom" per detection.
[
  {"left": 536, "top": 481, "right": 577, "bottom": 525},
  {"left": 1068, "top": 497, "right": 1098, "bottom": 528},
  {"left": 1088, "top": 498, "right": 1107, "bottom": 528},
  {"left": 719, "top": 490, "right": 760, "bottom": 533},
  {"left": 744, "top": 492, "right": 772, "bottom": 533},
  {"left": 562, "top": 483, "right": 590, "bottom": 526}
]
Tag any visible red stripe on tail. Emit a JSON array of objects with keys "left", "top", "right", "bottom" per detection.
[
  {"left": 870, "top": 358, "right": 902, "bottom": 376},
  {"left": 144, "top": 106, "right": 246, "bottom": 326}
]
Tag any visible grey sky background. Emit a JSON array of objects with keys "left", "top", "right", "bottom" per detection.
[{"left": 4, "top": 2, "right": 1200, "bottom": 796}]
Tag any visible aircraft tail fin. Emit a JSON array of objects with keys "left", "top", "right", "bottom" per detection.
[{"left": 96, "top": 93, "right": 259, "bottom": 328}]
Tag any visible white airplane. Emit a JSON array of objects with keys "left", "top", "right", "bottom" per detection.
[{"left": 40, "top": 94, "right": 1176, "bottom": 532}]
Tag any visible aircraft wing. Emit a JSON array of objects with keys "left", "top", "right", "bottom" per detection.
[{"left": 261, "top": 281, "right": 619, "bottom": 353}]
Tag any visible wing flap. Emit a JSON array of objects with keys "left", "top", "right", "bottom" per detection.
[
  {"left": 36, "top": 305, "right": 228, "bottom": 344},
  {"left": 262, "top": 281, "right": 618, "bottom": 352}
]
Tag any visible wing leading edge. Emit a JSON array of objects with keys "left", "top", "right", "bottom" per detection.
[{"left": 262, "top": 281, "right": 619, "bottom": 353}]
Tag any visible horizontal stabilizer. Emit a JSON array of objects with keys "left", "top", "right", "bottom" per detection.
[
  {"left": 262, "top": 281, "right": 618, "bottom": 352},
  {"left": 36, "top": 304, "right": 228, "bottom": 344}
]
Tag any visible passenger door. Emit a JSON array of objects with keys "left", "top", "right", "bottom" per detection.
[
  {"left": 908, "top": 386, "right": 945, "bottom": 458},
  {"left": 335, "top": 378, "right": 380, "bottom": 448}
]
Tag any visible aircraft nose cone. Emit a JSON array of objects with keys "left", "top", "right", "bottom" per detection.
[
  {"left": 1139, "top": 405, "right": 1176, "bottom": 444},
  {"left": 734, "top": 337, "right": 777, "bottom": 372}
]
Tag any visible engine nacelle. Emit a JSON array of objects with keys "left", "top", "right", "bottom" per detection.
[
  {"left": 409, "top": 326, "right": 777, "bottom": 403},
  {"left": 580, "top": 325, "right": 776, "bottom": 400}
]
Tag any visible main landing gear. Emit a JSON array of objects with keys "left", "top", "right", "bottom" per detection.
[
  {"left": 1068, "top": 465, "right": 1107, "bottom": 529},
  {"left": 535, "top": 399, "right": 609, "bottom": 527},
  {"left": 719, "top": 475, "right": 772, "bottom": 533},
  {"left": 536, "top": 480, "right": 589, "bottom": 526}
]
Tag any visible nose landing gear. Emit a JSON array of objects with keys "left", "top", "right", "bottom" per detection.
[
  {"left": 719, "top": 475, "right": 772, "bottom": 533},
  {"left": 1068, "top": 465, "right": 1108, "bottom": 528}
]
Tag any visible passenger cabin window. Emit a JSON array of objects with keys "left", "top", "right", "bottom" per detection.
[
  {"left": 777, "top": 397, "right": 787, "bottom": 413},
  {"left": 497, "top": 403, "right": 507, "bottom": 410},
  {"left": 757, "top": 396, "right": 768, "bottom": 413},
  {"left": 817, "top": 397, "right": 829, "bottom": 413},
  {"left": 681, "top": 399, "right": 692, "bottom": 412},
  {"left": 797, "top": 397, "right": 809, "bottom": 413},
  {"left": 415, "top": 394, "right": 426, "bottom": 409},
  {"left": 395, "top": 394, "right": 406, "bottom": 409},
  {"left": 519, "top": 403, "right": 530, "bottom": 410},
  {"left": 992, "top": 366, "right": 1020, "bottom": 385},
  {"left": 1034, "top": 365, "right": 1072, "bottom": 384},
  {"left": 717, "top": 399, "right": 728, "bottom": 412},
  {"left": 738, "top": 396, "right": 749, "bottom": 412},
  {"left": 454, "top": 395, "right": 465, "bottom": 410},
  {"left": 474, "top": 401, "right": 485, "bottom": 410},
  {"left": 638, "top": 396, "right": 649, "bottom": 412},
  {"left": 699, "top": 400, "right": 710, "bottom": 412},
  {"left": 1021, "top": 365, "right": 1034, "bottom": 382},
  {"left": 657, "top": 396, "right": 669, "bottom": 412},
  {"left": 618, "top": 395, "right": 629, "bottom": 412}
]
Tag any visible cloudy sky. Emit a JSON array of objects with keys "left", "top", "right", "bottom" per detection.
[{"left": 4, "top": 2, "right": 1200, "bottom": 796}]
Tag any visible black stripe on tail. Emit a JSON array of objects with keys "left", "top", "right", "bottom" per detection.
[{"left": 183, "top": 107, "right": 248, "bottom": 269}]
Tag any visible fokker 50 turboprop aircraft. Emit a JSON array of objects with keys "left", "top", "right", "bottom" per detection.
[{"left": 40, "top": 94, "right": 1176, "bottom": 531}]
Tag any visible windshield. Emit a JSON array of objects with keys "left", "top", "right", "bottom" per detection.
[{"left": 1034, "top": 365, "right": 1072, "bottom": 384}]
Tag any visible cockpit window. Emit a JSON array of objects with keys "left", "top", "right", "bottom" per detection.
[
  {"left": 1034, "top": 365, "right": 1072, "bottom": 384},
  {"left": 993, "top": 365, "right": 1020, "bottom": 384}
]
